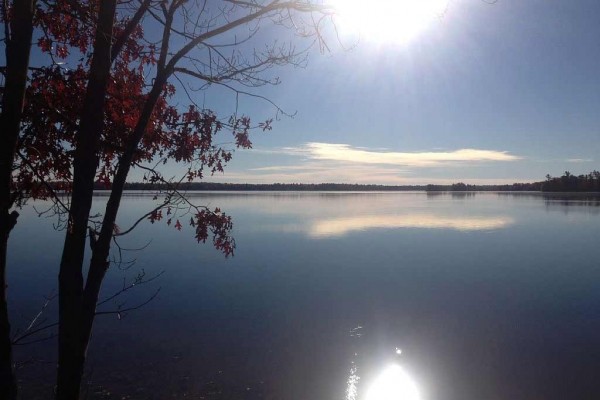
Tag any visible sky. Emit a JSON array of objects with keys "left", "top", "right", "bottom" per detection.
[
  {"left": 7, "top": 0, "right": 598, "bottom": 185},
  {"left": 185, "top": 0, "right": 600, "bottom": 185}
]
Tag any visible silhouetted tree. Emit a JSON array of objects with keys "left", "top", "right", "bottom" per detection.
[
  {"left": 0, "top": 1, "right": 36, "bottom": 398},
  {"left": 4, "top": 1, "right": 334, "bottom": 398},
  {"left": 542, "top": 171, "right": 600, "bottom": 192}
]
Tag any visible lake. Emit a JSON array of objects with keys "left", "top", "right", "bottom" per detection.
[{"left": 8, "top": 191, "right": 600, "bottom": 400}]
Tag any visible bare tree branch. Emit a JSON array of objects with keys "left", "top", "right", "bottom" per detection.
[
  {"left": 95, "top": 288, "right": 161, "bottom": 318},
  {"left": 96, "top": 269, "right": 164, "bottom": 307}
]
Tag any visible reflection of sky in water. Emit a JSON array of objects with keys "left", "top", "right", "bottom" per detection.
[
  {"left": 9, "top": 192, "right": 600, "bottom": 400},
  {"left": 309, "top": 214, "right": 513, "bottom": 237},
  {"left": 219, "top": 192, "right": 516, "bottom": 238}
]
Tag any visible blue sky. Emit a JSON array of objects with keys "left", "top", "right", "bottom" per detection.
[
  {"left": 10, "top": 1, "right": 597, "bottom": 185},
  {"left": 189, "top": 0, "right": 600, "bottom": 185}
]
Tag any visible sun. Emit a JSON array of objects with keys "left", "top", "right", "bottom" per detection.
[{"left": 331, "top": 0, "right": 448, "bottom": 45}]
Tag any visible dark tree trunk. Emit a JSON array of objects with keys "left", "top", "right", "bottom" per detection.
[
  {"left": 78, "top": 3, "right": 172, "bottom": 360},
  {"left": 0, "top": 1, "right": 36, "bottom": 398},
  {"left": 55, "top": 1, "right": 117, "bottom": 399},
  {"left": 79, "top": 73, "right": 167, "bottom": 360},
  {"left": 0, "top": 213, "right": 18, "bottom": 400}
]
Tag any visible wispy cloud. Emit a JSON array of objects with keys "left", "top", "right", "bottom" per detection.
[
  {"left": 566, "top": 158, "right": 594, "bottom": 163},
  {"left": 210, "top": 142, "right": 525, "bottom": 184},
  {"left": 213, "top": 162, "right": 410, "bottom": 184},
  {"left": 208, "top": 169, "right": 526, "bottom": 185},
  {"left": 288, "top": 142, "right": 521, "bottom": 167}
]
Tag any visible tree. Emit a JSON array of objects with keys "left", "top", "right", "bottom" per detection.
[
  {"left": 541, "top": 171, "right": 600, "bottom": 192},
  {"left": 4, "top": 1, "right": 334, "bottom": 398},
  {"left": 0, "top": 1, "right": 36, "bottom": 398}
]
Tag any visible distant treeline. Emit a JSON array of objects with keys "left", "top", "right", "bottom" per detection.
[
  {"left": 115, "top": 181, "right": 543, "bottom": 192},
  {"left": 425, "top": 182, "right": 542, "bottom": 192},
  {"left": 70, "top": 170, "right": 597, "bottom": 193},
  {"left": 541, "top": 171, "right": 600, "bottom": 192},
  {"left": 120, "top": 182, "right": 425, "bottom": 191}
]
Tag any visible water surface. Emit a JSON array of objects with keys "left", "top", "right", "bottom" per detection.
[{"left": 9, "top": 192, "right": 600, "bottom": 399}]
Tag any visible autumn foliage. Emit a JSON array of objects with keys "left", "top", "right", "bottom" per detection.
[{"left": 15, "top": 0, "right": 265, "bottom": 255}]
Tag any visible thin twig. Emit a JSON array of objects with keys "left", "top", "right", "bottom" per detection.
[{"left": 95, "top": 288, "right": 161, "bottom": 318}]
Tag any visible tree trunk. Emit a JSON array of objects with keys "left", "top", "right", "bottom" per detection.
[
  {"left": 0, "top": 1, "right": 36, "bottom": 398},
  {"left": 79, "top": 72, "right": 167, "bottom": 361},
  {"left": 78, "top": 5, "right": 173, "bottom": 356},
  {"left": 0, "top": 214, "right": 18, "bottom": 400},
  {"left": 55, "top": 1, "right": 117, "bottom": 399}
]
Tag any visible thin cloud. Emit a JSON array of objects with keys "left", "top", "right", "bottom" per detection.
[
  {"left": 207, "top": 169, "right": 526, "bottom": 185},
  {"left": 213, "top": 162, "right": 408, "bottom": 184},
  {"left": 249, "top": 164, "right": 330, "bottom": 172},
  {"left": 297, "top": 142, "right": 521, "bottom": 167},
  {"left": 206, "top": 143, "right": 525, "bottom": 184},
  {"left": 566, "top": 158, "right": 593, "bottom": 163}
]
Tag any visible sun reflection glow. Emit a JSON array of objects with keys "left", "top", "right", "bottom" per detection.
[{"left": 365, "top": 365, "right": 421, "bottom": 400}]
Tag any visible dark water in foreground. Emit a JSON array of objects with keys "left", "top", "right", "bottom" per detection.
[{"left": 8, "top": 192, "right": 600, "bottom": 400}]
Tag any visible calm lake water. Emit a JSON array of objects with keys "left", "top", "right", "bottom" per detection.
[{"left": 8, "top": 192, "right": 600, "bottom": 400}]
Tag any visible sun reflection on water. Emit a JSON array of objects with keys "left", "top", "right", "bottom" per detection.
[
  {"left": 345, "top": 326, "right": 422, "bottom": 400},
  {"left": 365, "top": 364, "right": 421, "bottom": 400},
  {"left": 346, "top": 362, "right": 360, "bottom": 400}
]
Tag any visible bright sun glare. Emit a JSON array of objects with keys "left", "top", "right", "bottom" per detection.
[
  {"left": 365, "top": 365, "right": 421, "bottom": 400},
  {"left": 331, "top": 0, "right": 448, "bottom": 44}
]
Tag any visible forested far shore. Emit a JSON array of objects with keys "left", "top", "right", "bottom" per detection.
[
  {"left": 43, "top": 170, "right": 595, "bottom": 193},
  {"left": 541, "top": 171, "right": 600, "bottom": 192},
  {"left": 116, "top": 181, "right": 543, "bottom": 192}
]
